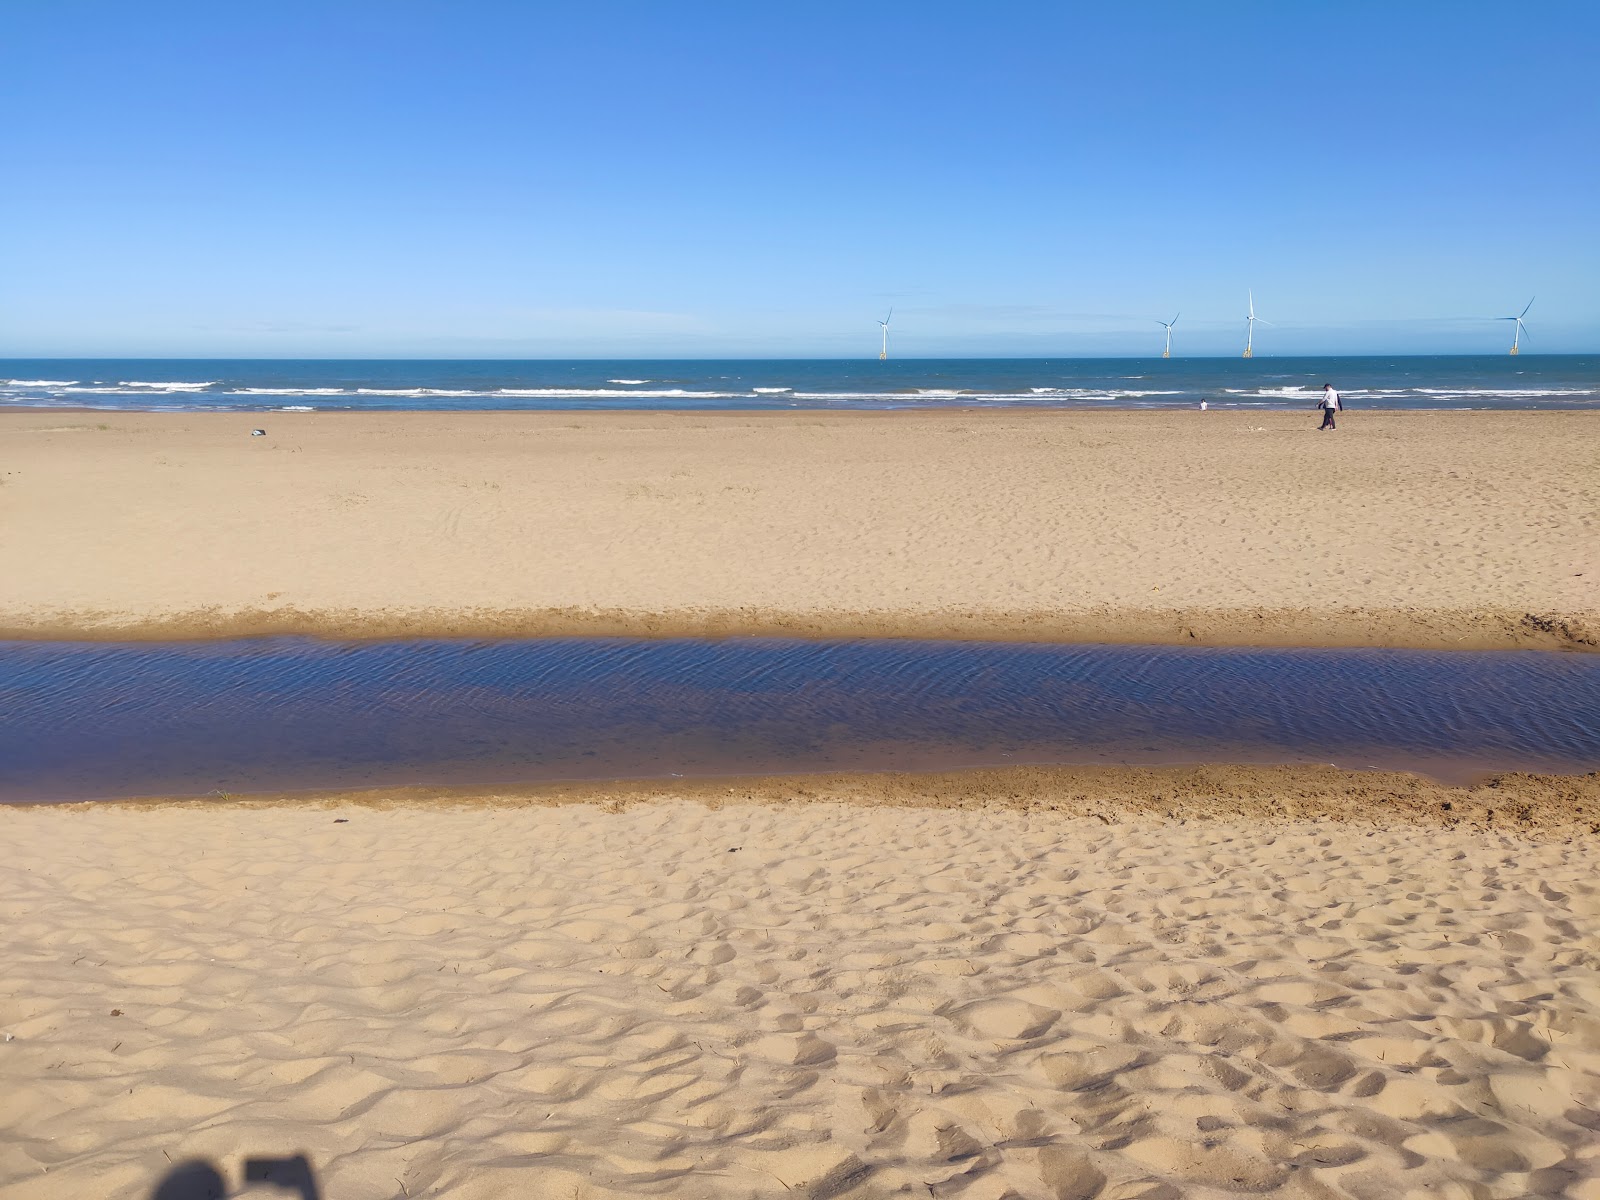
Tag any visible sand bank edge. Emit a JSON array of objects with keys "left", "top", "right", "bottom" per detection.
[
  {"left": 2, "top": 603, "right": 1596, "bottom": 651},
  {"left": 11, "top": 763, "right": 1598, "bottom": 838}
]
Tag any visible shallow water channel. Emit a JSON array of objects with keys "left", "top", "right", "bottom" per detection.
[{"left": 2, "top": 638, "right": 1597, "bottom": 802}]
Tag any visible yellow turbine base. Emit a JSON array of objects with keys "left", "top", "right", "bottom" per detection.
[
  {"left": 1242, "top": 348, "right": 1253, "bottom": 359},
  {"left": 879, "top": 351, "right": 887, "bottom": 361},
  {"left": 1510, "top": 345, "right": 1520, "bottom": 356},
  {"left": 1162, "top": 349, "right": 1170, "bottom": 359}
]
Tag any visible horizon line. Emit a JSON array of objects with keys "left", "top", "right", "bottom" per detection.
[{"left": 2, "top": 351, "right": 1595, "bottom": 363}]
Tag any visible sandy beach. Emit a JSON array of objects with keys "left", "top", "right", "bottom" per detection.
[
  {"left": 3, "top": 409, "right": 1595, "bottom": 647},
  {"left": 6, "top": 408, "right": 1600, "bottom": 1197},
  {"left": 7, "top": 1, "right": 1596, "bottom": 1195},
  {"left": 4, "top": 778, "right": 1600, "bottom": 1199}
]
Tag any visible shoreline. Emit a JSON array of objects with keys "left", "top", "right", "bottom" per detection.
[
  {"left": 14, "top": 763, "right": 1600, "bottom": 837},
  {"left": 7, "top": 402, "right": 1600, "bottom": 413}
]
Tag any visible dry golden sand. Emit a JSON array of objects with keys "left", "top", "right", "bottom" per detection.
[
  {"left": 2, "top": 409, "right": 1596, "bottom": 647},
  {"left": 4, "top": 774, "right": 1600, "bottom": 1199}
]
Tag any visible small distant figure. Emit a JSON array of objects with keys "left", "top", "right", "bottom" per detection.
[
  {"left": 1317, "top": 383, "right": 1341, "bottom": 431},
  {"left": 250, "top": 429, "right": 266, "bottom": 437},
  {"left": 1199, "top": 400, "right": 1208, "bottom": 411}
]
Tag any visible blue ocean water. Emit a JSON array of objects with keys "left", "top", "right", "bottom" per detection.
[{"left": 1, "top": 355, "right": 1596, "bottom": 413}]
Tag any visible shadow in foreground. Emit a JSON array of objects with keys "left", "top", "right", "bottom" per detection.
[{"left": 150, "top": 1155, "right": 320, "bottom": 1200}]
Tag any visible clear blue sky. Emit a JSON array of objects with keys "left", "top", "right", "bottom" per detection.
[{"left": 4, "top": 1, "right": 1596, "bottom": 358}]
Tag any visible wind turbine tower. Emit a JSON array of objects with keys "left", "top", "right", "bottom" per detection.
[
  {"left": 1157, "top": 313, "right": 1179, "bottom": 359},
  {"left": 878, "top": 309, "right": 893, "bottom": 361},
  {"left": 1243, "top": 291, "right": 1258, "bottom": 359},
  {"left": 1500, "top": 298, "right": 1534, "bottom": 355}
]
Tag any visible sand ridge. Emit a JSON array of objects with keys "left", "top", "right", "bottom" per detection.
[
  {"left": 3, "top": 799, "right": 1600, "bottom": 1198},
  {"left": 56, "top": 763, "right": 1600, "bottom": 840},
  {"left": 3, "top": 409, "right": 1596, "bottom": 648}
]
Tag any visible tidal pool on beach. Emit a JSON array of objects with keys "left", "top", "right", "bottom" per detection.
[{"left": 2, "top": 637, "right": 1597, "bottom": 803}]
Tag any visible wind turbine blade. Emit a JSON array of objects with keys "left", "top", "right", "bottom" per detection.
[
  {"left": 1171, "top": 313, "right": 1180, "bottom": 326},
  {"left": 1519, "top": 320, "right": 1530, "bottom": 342}
]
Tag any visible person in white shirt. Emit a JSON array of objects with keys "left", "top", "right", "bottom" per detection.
[{"left": 1318, "top": 383, "right": 1342, "bottom": 430}]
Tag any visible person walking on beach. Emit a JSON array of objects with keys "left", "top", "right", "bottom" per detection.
[{"left": 1317, "top": 383, "right": 1342, "bottom": 430}]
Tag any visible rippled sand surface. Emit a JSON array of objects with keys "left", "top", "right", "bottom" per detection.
[{"left": 5, "top": 798, "right": 1599, "bottom": 1198}]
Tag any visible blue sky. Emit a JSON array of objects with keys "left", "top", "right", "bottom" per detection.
[{"left": 3, "top": 1, "right": 1596, "bottom": 358}]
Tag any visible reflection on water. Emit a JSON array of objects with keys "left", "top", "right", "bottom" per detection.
[{"left": 1, "top": 638, "right": 1597, "bottom": 802}]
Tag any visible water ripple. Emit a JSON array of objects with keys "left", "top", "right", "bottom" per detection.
[{"left": 2, "top": 638, "right": 1597, "bottom": 802}]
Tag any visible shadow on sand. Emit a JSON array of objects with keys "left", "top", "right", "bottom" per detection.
[{"left": 150, "top": 1154, "right": 320, "bottom": 1199}]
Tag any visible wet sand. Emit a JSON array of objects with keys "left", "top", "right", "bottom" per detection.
[
  {"left": 2, "top": 408, "right": 1596, "bottom": 648},
  {"left": 4, "top": 771, "right": 1600, "bottom": 1198}
]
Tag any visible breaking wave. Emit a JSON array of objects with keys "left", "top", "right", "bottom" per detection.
[
  {"left": 0, "top": 359, "right": 1593, "bottom": 411},
  {"left": 243, "top": 388, "right": 346, "bottom": 395}
]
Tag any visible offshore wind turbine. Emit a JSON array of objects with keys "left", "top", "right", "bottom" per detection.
[
  {"left": 1242, "top": 291, "right": 1272, "bottom": 358},
  {"left": 1499, "top": 297, "right": 1534, "bottom": 355},
  {"left": 1157, "top": 313, "right": 1180, "bottom": 359},
  {"left": 878, "top": 308, "right": 893, "bottom": 361}
]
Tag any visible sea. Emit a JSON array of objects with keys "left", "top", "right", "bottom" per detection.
[{"left": 1, "top": 355, "right": 1596, "bottom": 413}]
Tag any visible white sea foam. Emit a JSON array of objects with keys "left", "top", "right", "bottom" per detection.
[
  {"left": 790, "top": 391, "right": 1131, "bottom": 403},
  {"left": 789, "top": 392, "right": 893, "bottom": 401},
  {"left": 493, "top": 388, "right": 741, "bottom": 398},
  {"left": 1031, "top": 386, "right": 1183, "bottom": 398},
  {"left": 607, "top": 379, "right": 651, "bottom": 385},
  {"left": 1416, "top": 386, "right": 1591, "bottom": 397},
  {"left": 354, "top": 388, "right": 480, "bottom": 397},
  {"left": 243, "top": 387, "right": 346, "bottom": 395},
  {"left": 120, "top": 381, "right": 217, "bottom": 390},
  {"left": 752, "top": 387, "right": 792, "bottom": 394},
  {"left": 4, "top": 379, "right": 78, "bottom": 387},
  {"left": 1208, "top": 384, "right": 1595, "bottom": 403}
]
